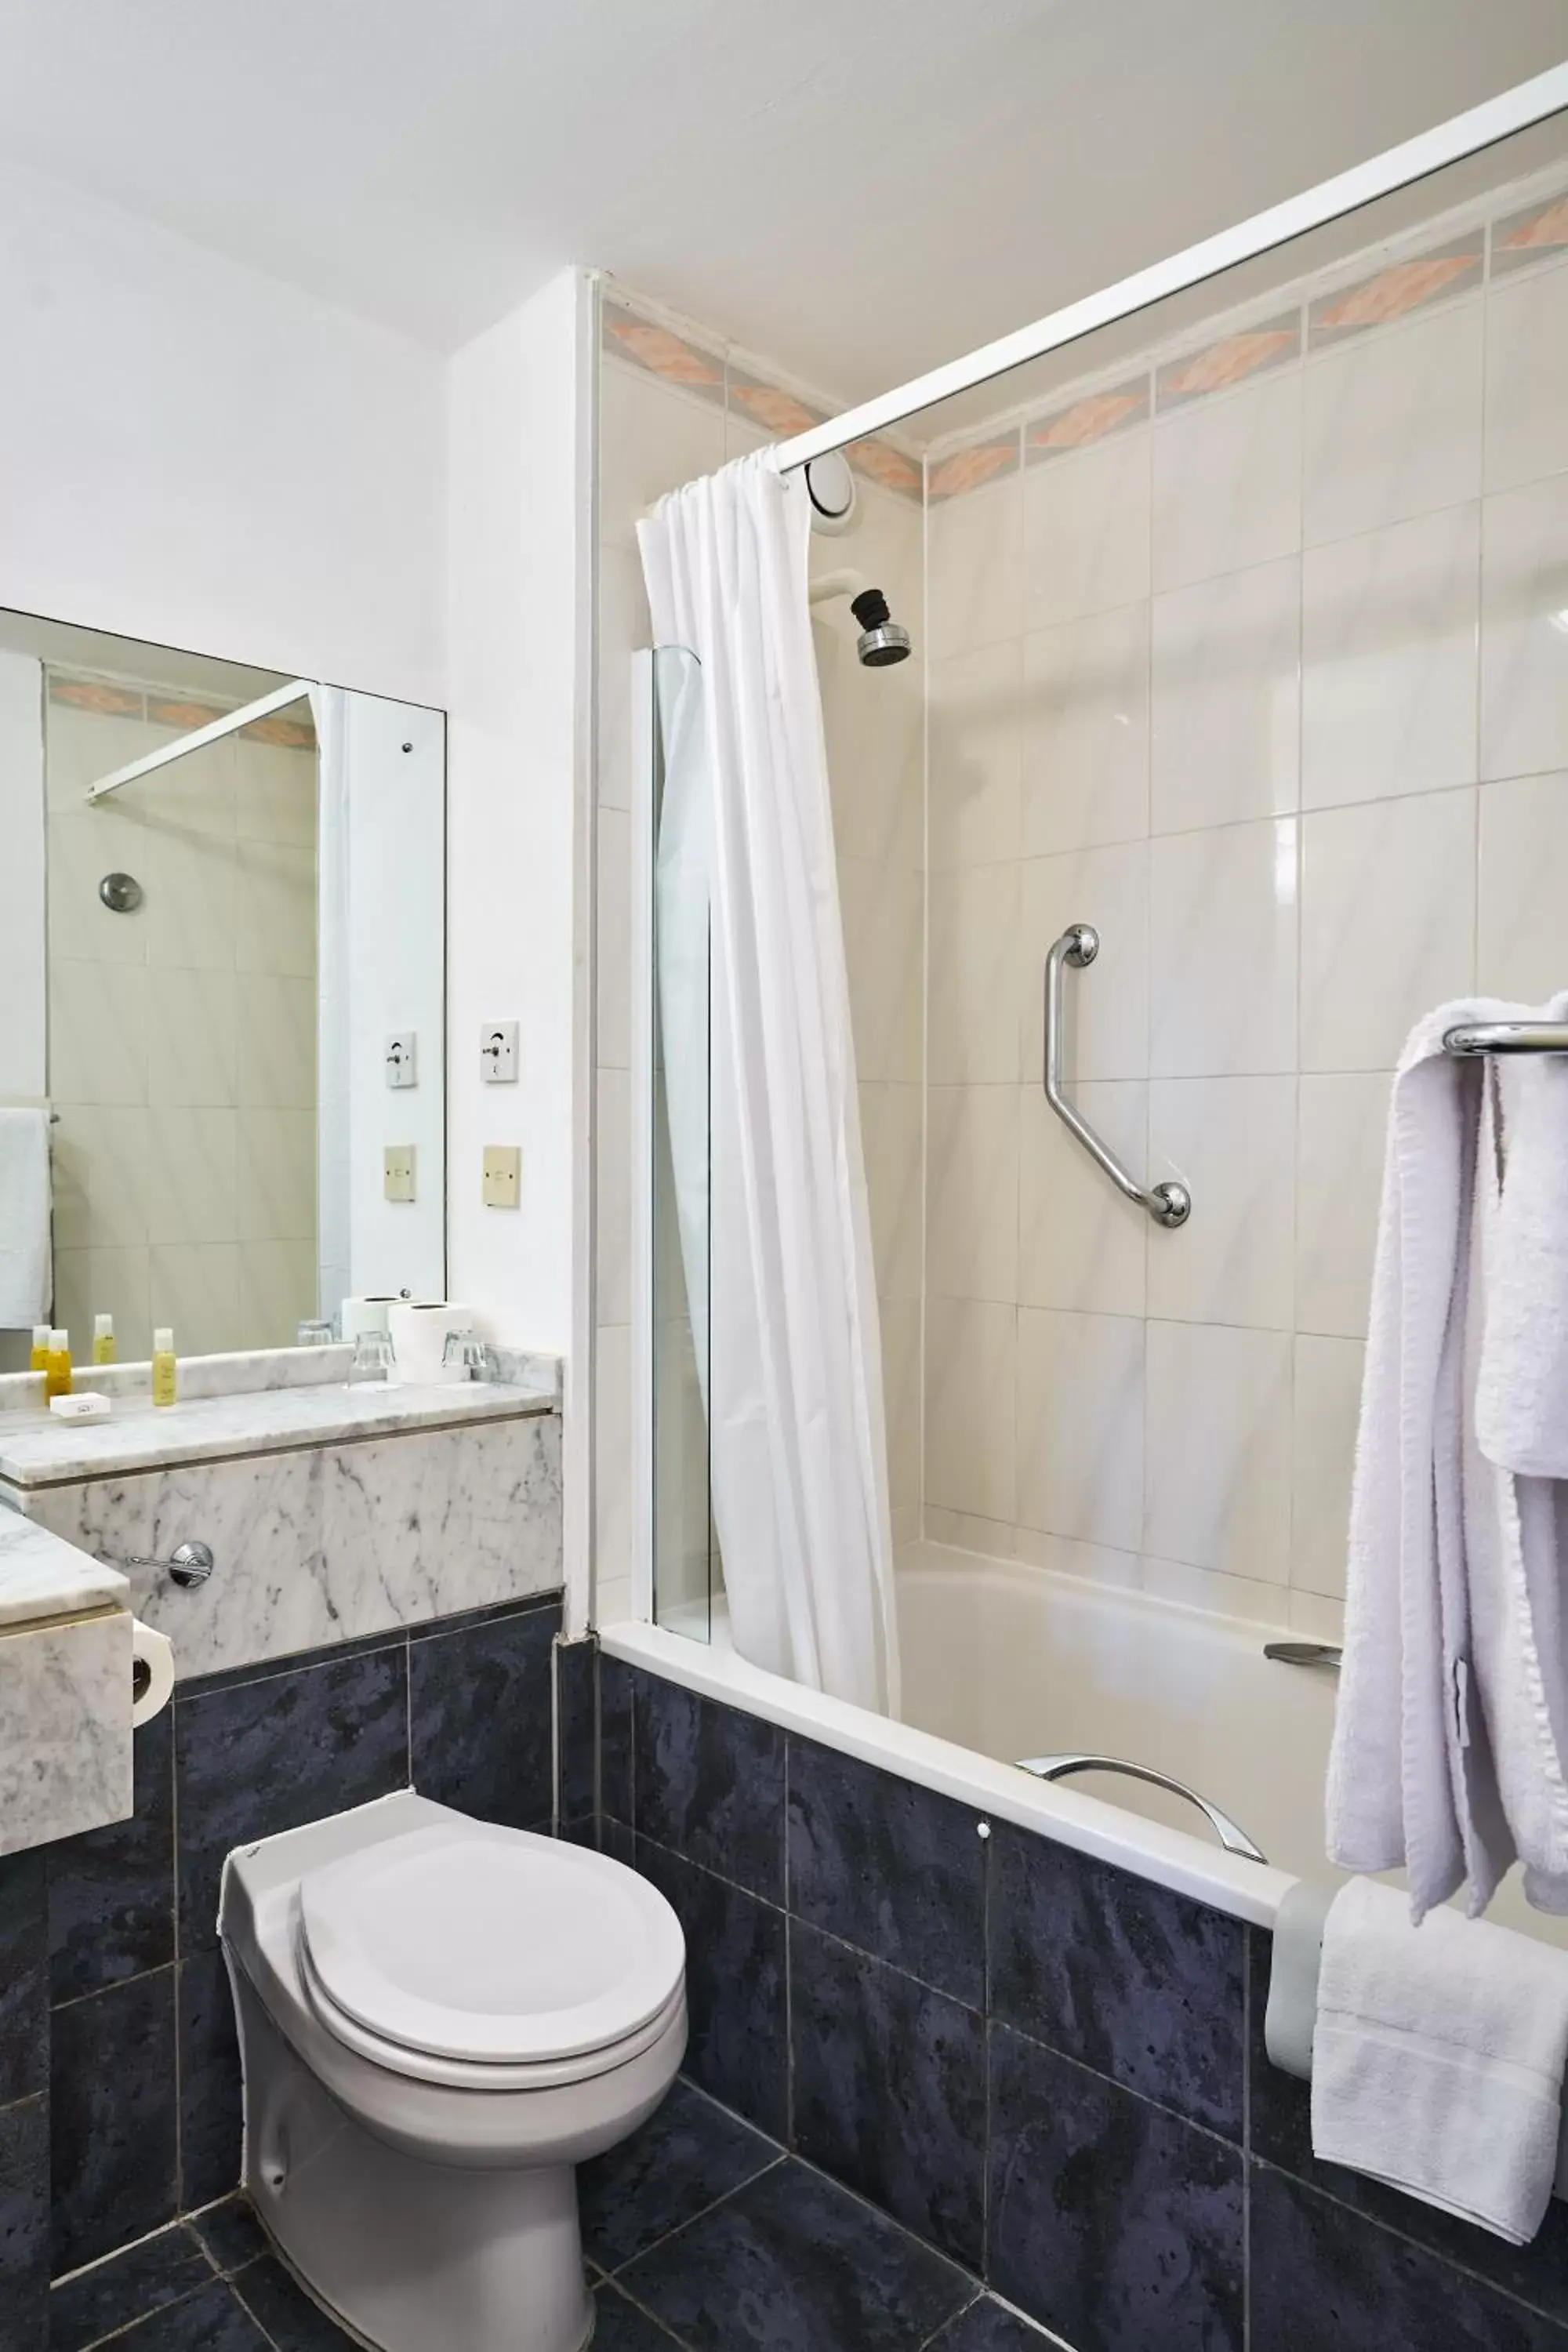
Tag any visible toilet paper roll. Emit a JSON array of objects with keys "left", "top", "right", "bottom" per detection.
[
  {"left": 131, "top": 1619, "right": 175, "bottom": 1728},
  {"left": 387, "top": 1301, "right": 477, "bottom": 1387},
  {"left": 339, "top": 1295, "right": 401, "bottom": 1345}
]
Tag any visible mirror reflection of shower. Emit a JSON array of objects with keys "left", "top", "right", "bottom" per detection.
[{"left": 804, "top": 452, "right": 914, "bottom": 667}]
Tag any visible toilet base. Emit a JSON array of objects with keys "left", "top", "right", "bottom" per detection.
[{"left": 233, "top": 1965, "right": 595, "bottom": 2352}]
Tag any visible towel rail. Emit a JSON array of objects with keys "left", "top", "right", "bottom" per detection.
[
  {"left": 1043, "top": 927, "right": 1191, "bottom": 1228},
  {"left": 1443, "top": 1022, "right": 1568, "bottom": 1057}
]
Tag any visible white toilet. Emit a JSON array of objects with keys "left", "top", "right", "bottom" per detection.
[{"left": 219, "top": 1791, "right": 687, "bottom": 2352}]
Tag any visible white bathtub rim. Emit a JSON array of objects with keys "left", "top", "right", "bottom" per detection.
[{"left": 598, "top": 1617, "right": 1297, "bottom": 1932}]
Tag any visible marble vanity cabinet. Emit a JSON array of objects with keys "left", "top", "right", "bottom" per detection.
[
  {"left": 0, "top": 1376, "right": 562, "bottom": 1684},
  {"left": 0, "top": 1515, "right": 132, "bottom": 1855}
]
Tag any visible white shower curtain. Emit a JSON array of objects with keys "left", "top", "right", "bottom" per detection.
[{"left": 638, "top": 450, "right": 900, "bottom": 1715}]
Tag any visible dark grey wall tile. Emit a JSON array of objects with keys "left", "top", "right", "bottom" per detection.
[
  {"left": 989, "top": 1823, "right": 1245, "bottom": 2139},
  {"left": 0, "top": 2094, "right": 47, "bottom": 2352},
  {"left": 408, "top": 1600, "right": 557, "bottom": 1830},
  {"left": 48, "top": 1710, "right": 175, "bottom": 2004},
  {"left": 178, "top": 1950, "right": 243, "bottom": 2211},
  {"left": 790, "top": 1922, "right": 985, "bottom": 2272},
  {"left": 557, "top": 1635, "right": 598, "bottom": 1824},
  {"left": 601, "top": 1656, "right": 634, "bottom": 1828},
  {"left": 50, "top": 1967, "right": 178, "bottom": 2274},
  {"left": 634, "top": 1678, "right": 786, "bottom": 1901},
  {"left": 176, "top": 1644, "right": 408, "bottom": 1950},
  {"left": 635, "top": 1838, "right": 788, "bottom": 2140},
  {"left": 931, "top": 2299, "right": 1059, "bottom": 2349},
  {"left": 618, "top": 2158, "right": 974, "bottom": 2351},
  {"left": 0, "top": 1854, "right": 46, "bottom": 2107},
  {"left": 1247, "top": 1934, "right": 1568, "bottom": 2325},
  {"left": 48, "top": 2220, "right": 211, "bottom": 2350},
  {"left": 1250, "top": 2165, "right": 1568, "bottom": 2352},
  {"left": 988, "top": 2022, "right": 1243, "bottom": 2352},
  {"left": 786, "top": 1737, "right": 985, "bottom": 2007},
  {"left": 581, "top": 2077, "right": 779, "bottom": 2274}
]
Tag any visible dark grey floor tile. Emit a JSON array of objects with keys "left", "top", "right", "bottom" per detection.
[
  {"left": 791, "top": 1923, "right": 985, "bottom": 2271},
  {"left": 231, "top": 2251, "right": 361, "bottom": 2347},
  {"left": 408, "top": 1601, "right": 557, "bottom": 1830},
  {"left": 786, "top": 1738, "right": 986, "bottom": 2008},
  {"left": 635, "top": 1839, "right": 789, "bottom": 2140},
  {"left": 927, "top": 2299, "right": 1061, "bottom": 2349},
  {"left": 1250, "top": 2165, "right": 1568, "bottom": 2351},
  {"left": 989, "top": 1821, "right": 1245, "bottom": 2139},
  {"left": 47, "top": 2221, "right": 211, "bottom": 2350},
  {"left": 106, "top": 2277, "right": 271, "bottom": 2348},
  {"left": 189, "top": 2194, "right": 270, "bottom": 2278},
  {"left": 0, "top": 2093, "right": 48, "bottom": 2351},
  {"left": 49, "top": 1709, "right": 174, "bottom": 2004},
  {"left": 175, "top": 1645, "right": 408, "bottom": 1951},
  {"left": 619, "top": 2157, "right": 974, "bottom": 2350},
  {"left": 1247, "top": 1934, "right": 1568, "bottom": 2325},
  {"left": 50, "top": 1969, "right": 179, "bottom": 2274},
  {"left": 178, "top": 1951, "right": 243, "bottom": 2211},
  {"left": 581, "top": 2077, "right": 781, "bottom": 2273},
  {"left": 634, "top": 1676, "right": 786, "bottom": 1900},
  {"left": 593, "top": 2282, "right": 693, "bottom": 2349},
  {"left": 0, "top": 1850, "right": 46, "bottom": 2107},
  {"left": 988, "top": 2023, "right": 1243, "bottom": 2352}
]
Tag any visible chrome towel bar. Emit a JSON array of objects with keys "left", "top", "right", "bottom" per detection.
[
  {"left": 1016, "top": 1751, "right": 1265, "bottom": 1861},
  {"left": 1043, "top": 926, "right": 1190, "bottom": 1228},
  {"left": 1443, "top": 1021, "right": 1568, "bottom": 1056}
]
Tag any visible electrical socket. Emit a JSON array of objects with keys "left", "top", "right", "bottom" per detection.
[
  {"left": 383, "top": 1145, "right": 417, "bottom": 1203},
  {"left": 481, "top": 1145, "right": 521, "bottom": 1209}
]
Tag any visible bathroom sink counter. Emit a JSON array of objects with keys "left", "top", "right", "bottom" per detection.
[
  {"left": 0, "top": 1378, "right": 555, "bottom": 1490},
  {"left": 0, "top": 1507, "right": 129, "bottom": 1624}
]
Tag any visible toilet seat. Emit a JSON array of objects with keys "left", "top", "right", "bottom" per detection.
[{"left": 298, "top": 1818, "right": 685, "bottom": 2084}]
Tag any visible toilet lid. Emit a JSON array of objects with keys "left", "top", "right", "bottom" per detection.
[{"left": 298, "top": 1819, "right": 685, "bottom": 2066}]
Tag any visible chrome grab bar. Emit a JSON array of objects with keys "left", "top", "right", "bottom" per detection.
[
  {"left": 1016, "top": 1751, "right": 1266, "bottom": 1862},
  {"left": 1443, "top": 1021, "right": 1568, "bottom": 1056},
  {"left": 1044, "top": 927, "right": 1190, "bottom": 1228}
]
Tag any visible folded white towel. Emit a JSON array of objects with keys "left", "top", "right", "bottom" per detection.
[
  {"left": 1477, "top": 1000, "right": 1568, "bottom": 1479},
  {"left": 1312, "top": 1877, "right": 1568, "bottom": 2243},
  {"left": 0, "top": 1107, "right": 50, "bottom": 1328}
]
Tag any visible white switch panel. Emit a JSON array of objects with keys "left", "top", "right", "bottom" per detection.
[
  {"left": 385, "top": 1033, "right": 418, "bottom": 1089},
  {"left": 481, "top": 1022, "right": 519, "bottom": 1083},
  {"left": 384, "top": 1145, "right": 417, "bottom": 1203}
]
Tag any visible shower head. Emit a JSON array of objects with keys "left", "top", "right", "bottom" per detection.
[{"left": 848, "top": 587, "right": 913, "bottom": 668}]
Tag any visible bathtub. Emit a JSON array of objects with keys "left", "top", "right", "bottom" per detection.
[{"left": 606, "top": 1540, "right": 1566, "bottom": 1949}]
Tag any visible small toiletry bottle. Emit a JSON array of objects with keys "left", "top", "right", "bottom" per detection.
[
  {"left": 29, "top": 1323, "right": 49, "bottom": 1375},
  {"left": 151, "top": 1327, "right": 177, "bottom": 1409},
  {"left": 93, "top": 1312, "right": 116, "bottom": 1367},
  {"left": 45, "top": 1328, "right": 72, "bottom": 1401}
]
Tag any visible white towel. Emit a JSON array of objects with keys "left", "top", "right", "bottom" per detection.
[
  {"left": 1312, "top": 1876, "right": 1568, "bottom": 2243},
  {"left": 0, "top": 1108, "right": 50, "bottom": 1328},
  {"left": 1477, "top": 1000, "right": 1568, "bottom": 1479},
  {"left": 1327, "top": 998, "right": 1568, "bottom": 1922}
]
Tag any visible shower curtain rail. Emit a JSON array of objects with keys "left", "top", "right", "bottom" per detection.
[
  {"left": 773, "top": 62, "right": 1568, "bottom": 474},
  {"left": 86, "top": 677, "right": 313, "bottom": 802},
  {"left": 1044, "top": 926, "right": 1190, "bottom": 1229}
]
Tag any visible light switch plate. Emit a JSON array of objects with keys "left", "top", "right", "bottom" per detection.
[
  {"left": 384, "top": 1145, "right": 417, "bottom": 1203},
  {"left": 482, "top": 1145, "right": 521, "bottom": 1209},
  {"left": 481, "top": 1022, "right": 519, "bottom": 1083},
  {"left": 386, "top": 1033, "right": 418, "bottom": 1089}
]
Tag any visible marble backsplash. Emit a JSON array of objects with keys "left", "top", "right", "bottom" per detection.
[{"left": 13, "top": 1410, "right": 563, "bottom": 1680}]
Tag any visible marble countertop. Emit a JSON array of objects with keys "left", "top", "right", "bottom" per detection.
[
  {"left": 0, "top": 1510, "right": 129, "bottom": 1627},
  {"left": 0, "top": 1379, "right": 554, "bottom": 1490}
]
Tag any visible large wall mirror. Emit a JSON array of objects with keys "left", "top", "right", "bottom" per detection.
[{"left": 0, "top": 609, "right": 445, "bottom": 1369}]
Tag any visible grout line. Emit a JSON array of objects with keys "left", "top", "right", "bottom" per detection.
[
  {"left": 49, "top": 1957, "right": 176, "bottom": 2014},
  {"left": 601, "top": 2151, "right": 789, "bottom": 2281}
]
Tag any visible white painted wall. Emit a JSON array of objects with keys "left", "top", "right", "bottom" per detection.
[
  {"left": 445, "top": 267, "right": 591, "bottom": 1356},
  {"left": 0, "top": 159, "right": 445, "bottom": 704},
  {"left": 0, "top": 652, "right": 45, "bottom": 1100}
]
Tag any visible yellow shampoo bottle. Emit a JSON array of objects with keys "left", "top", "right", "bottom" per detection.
[
  {"left": 45, "top": 1328, "right": 72, "bottom": 1401},
  {"left": 29, "top": 1323, "right": 49, "bottom": 1375},
  {"left": 93, "top": 1312, "right": 116, "bottom": 1367},
  {"left": 151, "top": 1327, "right": 177, "bottom": 1409}
]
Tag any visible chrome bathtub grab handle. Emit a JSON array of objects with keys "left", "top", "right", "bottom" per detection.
[
  {"left": 1015, "top": 1751, "right": 1267, "bottom": 1863},
  {"left": 1044, "top": 927, "right": 1190, "bottom": 1228}
]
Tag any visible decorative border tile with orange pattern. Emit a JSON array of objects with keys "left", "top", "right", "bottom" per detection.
[
  {"left": 1156, "top": 312, "right": 1301, "bottom": 408},
  {"left": 1490, "top": 193, "right": 1568, "bottom": 279},
  {"left": 1025, "top": 375, "right": 1149, "bottom": 463},
  {"left": 926, "top": 434, "right": 1022, "bottom": 503},
  {"left": 1308, "top": 233, "right": 1483, "bottom": 347},
  {"left": 47, "top": 673, "right": 315, "bottom": 750}
]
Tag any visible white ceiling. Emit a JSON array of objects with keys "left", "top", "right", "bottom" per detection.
[{"left": 0, "top": 0, "right": 1564, "bottom": 401}]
